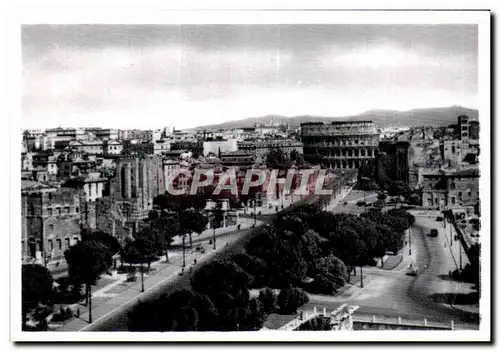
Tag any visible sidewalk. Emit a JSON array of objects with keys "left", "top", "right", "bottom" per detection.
[
  {"left": 171, "top": 217, "right": 255, "bottom": 246},
  {"left": 49, "top": 219, "right": 263, "bottom": 332},
  {"left": 435, "top": 218, "right": 470, "bottom": 272},
  {"left": 414, "top": 216, "right": 478, "bottom": 315}
]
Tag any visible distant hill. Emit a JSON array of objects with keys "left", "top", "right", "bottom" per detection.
[{"left": 194, "top": 106, "right": 478, "bottom": 130}]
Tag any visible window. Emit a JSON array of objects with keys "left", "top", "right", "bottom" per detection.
[
  {"left": 76, "top": 207, "right": 79, "bottom": 213},
  {"left": 48, "top": 239, "right": 53, "bottom": 251},
  {"left": 48, "top": 224, "right": 54, "bottom": 232},
  {"left": 65, "top": 238, "right": 70, "bottom": 248},
  {"left": 65, "top": 206, "right": 70, "bottom": 214},
  {"left": 57, "top": 239, "right": 62, "bottom": 250},
  {"left": 57, "top": 207, "right": 61, "bottom": 216},
  {"left": 48, "top": 208, "right": 52, "bottom": 216},
  {"left": 451, "top": 197, "right": 456, "bottom": 205}
]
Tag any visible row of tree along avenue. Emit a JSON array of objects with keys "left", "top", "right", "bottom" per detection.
[
  {"left": 22, "top": 230, "right": 118, "bottom": 330},
  {"left": 127, "top": 202, "right": 415, "bottom": 331},
  {"left": 21, "top": 204, "right": 212, "bottom": 331}
]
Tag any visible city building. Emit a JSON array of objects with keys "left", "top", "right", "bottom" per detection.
[
  {"left": 203, "top": 138, "right": 238, "bottom": 156},
  {"left": 153, "top": 139, "right": 171, "bottom": 155},
  {"left": 21, "top": 181, "right": 83, "bottom": 263},
  {"left": 376, "top": 141, "right": 411, "bottom": 184},
  {"left": 301, "top": 121, "right": 380, "bottom": 169},
  {"left": 106, "top": 155, "right": 165, "bottom": 232},
  {"left": 85, "top": 128, "right": 119, "bottom": 140},
  {"left": 21, "top": 153, "right": 34, "bottom": 171},
  {"left": 104, "top": 140, "right": 123, "bottom": 155},
  {"left": 57, "top": 151, "right": 98, "bottom": 178},
  {"left": 420, "top": 168, "right": 480, "bottom": 210},
  {"left": 469, "top": 120, "right": 480, "bottom": 140},
  {"left": 237, "top": 138, "right": 303, "bottom": 160},
  {"left": 63, "top": 172, "right": 108, "bottom": 203},
  {"left": 69, "top": 140, "right": 105, "bottom": 155},
  {"left": 163, "top": 158, "right": 181, "bottom": 183},
  {"left": 170, "top": 140, "right": 204, "bottom": 158},
  {"left": 255, "top": 122, "right": 289, "bottom": 136},
  {"left": 118, "top": 129, "right": 153, "bottom": 141},
  {"left": 122, "top": 140, "right": 154, "bottom": 155},
  {"left": 379, "top": 126, "right": 411, "bottom": 140},
  {"left": 219, "top": 151, "right": 256, "bottom": 168}
]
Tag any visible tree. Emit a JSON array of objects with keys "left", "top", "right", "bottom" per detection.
[
  {"left": 152, "top": 212, "right": 181, "bottom": 263},
  {"left": 307, "top": 273, "right": 341, "bottom": 295},
  {"left": 266, "top": 147, "right": 291, "bottom": 170},
  {"left": 310, "top": 254, "right": 348, "bottom": 284},
  {"left": 290, "top": 149, "right": 305, "bottom": 165},
  {"left": 386, "top": 180, "right": 412, "bottom": 203},
  {"left": 193, "top": 294, "right": 219, "bottom": 331},
  {"left": 258, "top": 287, "right": 277, "bottom": 314},
  {"left": 182, "top": 208, "right": 208, "bottom": 248},
  {"left": 231, "top": 252, "right": 269, "bottom": 288},
  {"left": 128, "top": 289, "right": 200, "bottom": 331},
  {"left": 191, "top": 259, "right": 252, "bottom": 298},
  {"left": 135, "top": 228, "right": 158, "bottom": 269},
  {"left": 64, "top": 240, "right": 113, "bottom": 323},
  {"left": 209, "top": 207, "right": 224, "bottom": 249},
  {"left": 82, "top": 230, "right": 121, "bottom": 256},
  {"left": 277, "top": 287, "right": 309, "bottom": 314},
  {"left": 377, "top": 193, "right": 387, "bottom": 202},
  {"left": 22, "top": 264, "right": 54, "bottom": 330},
  {"left": 238, "top": 298, "right": 267, "bottom": 331}
]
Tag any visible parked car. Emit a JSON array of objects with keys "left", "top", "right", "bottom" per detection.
[
  {"left": 429, "top": 229, "right": 439, "bottom": 237},
  {"left": 436, "top": 216, "right": 444, "bottom": 222},
  {"left": 405, "top": 262, "right": 419, "bottom": 276},
  {"left": 126, "top": 272, "right": 137, "bottom": 282},
  {"left": 195, "top": 246, "right": 206, "bottom": 254}
]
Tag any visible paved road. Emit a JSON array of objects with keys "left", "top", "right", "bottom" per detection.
[
  {"left": 302, "top": 215, "right": 479, "bottom": 329},
  {"left": 78, "top": 218, "right": 272, "bottom": 332}
]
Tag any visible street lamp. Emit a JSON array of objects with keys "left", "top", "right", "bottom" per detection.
[
  {"left": 140, "top": 259, "right": 145, "bottom": 293},
  {"left": 360, "top": 265, "right": 364, "bottom": 288},
  {"left": 408, "top": 223, "right": 412, "bottom": 256}
]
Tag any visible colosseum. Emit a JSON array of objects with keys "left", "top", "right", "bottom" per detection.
[{"left": 300, "top": 121, "right": 380, "bottom": 169}]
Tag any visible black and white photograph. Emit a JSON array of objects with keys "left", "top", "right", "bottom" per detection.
[{"left": 8, "top": 8, "right": 491, "bottom": 342}]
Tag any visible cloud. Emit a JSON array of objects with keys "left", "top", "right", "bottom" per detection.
[
  {"left": 21, "top": 25, "right": 478, "bottom": 129},
  {"left": 325, "top": 45, "right": 434, "bottom": 69}
]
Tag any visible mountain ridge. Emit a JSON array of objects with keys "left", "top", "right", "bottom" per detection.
[{"left": 192, "top": 106, "right": 478, "bottom": 130}]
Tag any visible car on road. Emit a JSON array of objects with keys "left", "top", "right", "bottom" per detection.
[
  {"left": 405, "top": 262, "right": 419, "bottom": 276},
  {"left": 195, "top": 246, "right": 206, "bottom": 254},
  {"left": 429, "top": 229, "right": 439, "bottom": 237},
  {"left": 436, "top": 216, "right": 443, "bottom": 222}
]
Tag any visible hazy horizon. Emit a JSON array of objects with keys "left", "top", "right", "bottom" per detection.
[{"left": 22, "top": 24, "right": 478, "bottom": 130}]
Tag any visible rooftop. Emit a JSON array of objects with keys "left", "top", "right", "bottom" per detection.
[{"left": 21, "top": 180, "right": 56, "bottom": 192}]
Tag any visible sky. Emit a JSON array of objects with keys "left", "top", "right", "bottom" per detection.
[{"left": 22, "top": 24, "right": 478, "bottom": 130}]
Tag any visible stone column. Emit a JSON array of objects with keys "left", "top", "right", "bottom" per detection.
[{"left": 124, "top": 163, "right": 131, "bottom": 198}]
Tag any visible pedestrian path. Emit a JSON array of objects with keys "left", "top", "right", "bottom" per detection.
[{"left": 49, "top": 219, "right": 263, "bottom": 332}]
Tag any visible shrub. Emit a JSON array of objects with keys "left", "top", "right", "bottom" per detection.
[
  {"left": 258, "top": 287, "right": 277, "bottom": 314},
  {"left": 277, "top": 287, "right": 309, "bottom": 314}
]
